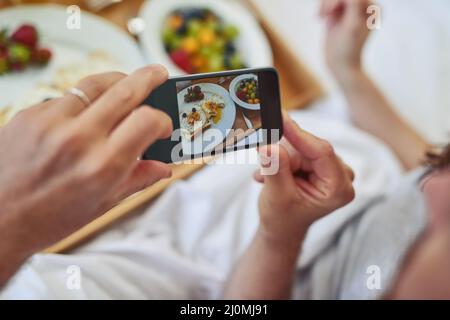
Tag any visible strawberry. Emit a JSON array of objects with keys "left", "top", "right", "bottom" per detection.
[
  {"left": 237, "top": 91, "right": 247, "bottom": 102},
  {"left": 170, "top": 49, "right": 192, "bottom": 73},
  {"left": 9, "top": 62, "right": 25, "bottom": 71},
  {"left": 31, "top": 47, "right": 52, "bottom": 65},
  {"left": 10, "top": 24, "right": 38, "bottom": 48}
]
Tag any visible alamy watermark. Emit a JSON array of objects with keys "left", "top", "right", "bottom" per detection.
[
  {"left": 66, "top": 5, "right": 81, "bottom": 30},
  {"left": 66, "top": 265, "right": 82, "bottom": 290},
  {"left": 366, "top": 265, "right": 382, "bottom": 290},
  {"left": 168, "top": 128, "right": 281, "bottom": 175},
  {"left": 367, "top": 4, "right": 382, "bottom": 30}
]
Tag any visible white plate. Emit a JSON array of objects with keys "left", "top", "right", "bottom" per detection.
[
  {"left": 177, "top": 83, "right": 236, "bottom": 155},
  {"left": 0, "top": 4, "right": 145, "bottom": 110},
  {"left": 138, "top": 0, "right": 273, "bottom": 76},
  {"left": 229, "top": 73, "right": 260, "bottom": 110}
]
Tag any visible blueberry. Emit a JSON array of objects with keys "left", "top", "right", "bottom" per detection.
[
  {"left": 182, "top": 113, "right": 187, "bottom": 118},
  {"left": 183, "top": 8, "right": 204, "bottom": 20},
  {"left": 172, "top": 9, "right": 182, "bottom": 17},
  {"left": 192, "top": 107, "right": 197, "bottom": 112},
  {"left": 202, "top": 9, "right": 212, "bottom": 16},
  {"left": 224, "top": 53, "right": 233, "bottom": 68},
  {"left": 202, "top": 9, "right": 216, "bottom": 20},
  {"left": 225, "top": 42, "right": 236, "bottom": 54},
  {"left": 175, "top": 19, "right": 187, "bottom": 35},
  {"left": 177, "top": 25, "right": 187, "bottom": 35}
]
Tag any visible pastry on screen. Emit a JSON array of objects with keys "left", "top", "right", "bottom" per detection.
[{"left": 180, "top": 107, "right": 212, "bottom": 141}]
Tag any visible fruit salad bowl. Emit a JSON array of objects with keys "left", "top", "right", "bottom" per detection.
[
  {"left": 229, "top": 73, "right": 261, "bottom": 110},
  {"left": 138, "top": 0, "right": 273, "bottom": 75}
]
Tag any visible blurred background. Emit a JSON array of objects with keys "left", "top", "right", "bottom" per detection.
[
  {"left": 1, "top": 0, "right": 449, "bottom": 143},
  {"left": 0, "top": 0, "right": 449, "bottom": 251},
  {"left": 0, "top": 1, "right": 450, "bottom": 299}
]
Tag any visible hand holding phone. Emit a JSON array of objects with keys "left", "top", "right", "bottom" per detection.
[{"left": 143, "top": 67, "right": 283, "bottom": 163}]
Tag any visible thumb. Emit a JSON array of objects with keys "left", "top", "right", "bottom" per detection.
[{"left": 259, "top": 144, "right": 295, "bottom": 192}]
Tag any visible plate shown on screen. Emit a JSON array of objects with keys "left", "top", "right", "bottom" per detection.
[{"left": 177, "top": 83, "right": 236, "bottom": 155}]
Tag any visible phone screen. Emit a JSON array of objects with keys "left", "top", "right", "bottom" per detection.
[
  {"left": 143, "top": 68, "right": 281, "bottom": 163},
  {"left": 175, "top": 72, "right": 263, "bottom": 159}
]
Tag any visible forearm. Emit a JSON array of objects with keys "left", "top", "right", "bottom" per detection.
[
  {"left": 336, "top": 68, "right": 430, "bottom": 170},
  {"left": 223, "top": 226, "right": 306, "bottom": 300},
  {"left": 0, "top": 245, "right": 29, "bottom": 288},
  {"left": 0, "top": 208, "right": 34, "bottom": 287}
]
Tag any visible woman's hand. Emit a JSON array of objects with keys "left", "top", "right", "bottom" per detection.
[
  {"left": 0, "top": 65, "right": 173, "bottom": 284},
  {"left": 320, "top": 0, "right": 430, "bottom": 171},
  {"left": 224, "top": 115, "right": 355, "bottom": 299},
  {"left": 255, "top": 115, "right": 355, "bottom": 244},
  {"left": 320, "top": 0, "right": 373, "bottom": 80}
]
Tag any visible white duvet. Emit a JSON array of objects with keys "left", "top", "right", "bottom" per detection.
[
  {"left": 1, "top": 105, "right": 404, "bottom": 299},
  {"left": 2, "top": 0, "right": 450, "bottom": 299}
]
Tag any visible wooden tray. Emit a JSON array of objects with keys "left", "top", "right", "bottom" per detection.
[{"left": 0, "top": 0, "right": 323, "bottom": 253}]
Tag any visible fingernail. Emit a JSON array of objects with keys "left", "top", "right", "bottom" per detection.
[
  {"left": 261, "top": 159, "right": 272, "bottom": 168},
  {"left": 259, "top": 148, "right": 272, "bottom": 168}
]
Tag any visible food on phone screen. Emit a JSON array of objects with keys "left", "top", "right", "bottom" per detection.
[
  {"left": 184, "top": 85, "right": 205, "bottom": 102},
  {"left": 180, "top": 107, "right": 211, "bottom": 141},
  {"left": 201, "top": 97, "right": 225, "bottom": 124},
  {"left": 236, "top": 78, "right": 259, "bottom": 104},
  {"left": 162, "top": 8, "right": 246, "bottom": 73},
  {"left": 175, "top": 72, "right": 265, "bottom": 158}
]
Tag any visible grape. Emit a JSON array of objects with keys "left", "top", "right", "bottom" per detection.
[
  {"left": 225, "top": 42, "right": 236, "bottom": 55},
  {"left": 208, "top": 53, "right": 224, "bottom": 72},
  {"left": 200, "top": 46, "right": 213, "bottom": 58},
  {"left": 211, "top": 37, "right": 225, "bottom": 53},
  {"left": 187, "top": 19, "right": 202, "bottom": 36},
  {"left": 223, "top": 25, "right": 239, "bottom": 40},
  {"left": 162, "top": 28, "right": 174, "bottom": 43}
]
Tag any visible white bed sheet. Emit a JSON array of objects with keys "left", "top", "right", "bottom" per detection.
[{"left": 1, "top": 104, "right": 404, "bottom": 299}]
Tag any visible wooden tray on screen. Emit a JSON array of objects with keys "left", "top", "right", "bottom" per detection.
[{"left": 39, "top": 0, "right": 324, "bottom": 253}]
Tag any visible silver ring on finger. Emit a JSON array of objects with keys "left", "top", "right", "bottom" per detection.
[{"left": 66, "top": 87, "right": 91, "bottom": 108}]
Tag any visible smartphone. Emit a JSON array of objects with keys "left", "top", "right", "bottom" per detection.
[{"left": 142, "top": 67, "right": 282, "bottom": 163}]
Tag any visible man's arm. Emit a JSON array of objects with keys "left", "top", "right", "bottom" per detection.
[
  {"left": 224, "top": 116, "right": 355, "bottom": 299},
  {"left": 0, "top": 211, "right": 31, "bottom": 285},
  {"left": 0, "top": 65, "right": 173, "bottom": 287},
  {"left": 322, "top": 0, "right": 430, "bottom": 170}
]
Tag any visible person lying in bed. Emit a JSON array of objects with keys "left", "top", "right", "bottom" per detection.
[{"left": 223, "top": 0, "right": 449, "bottom": 299}]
